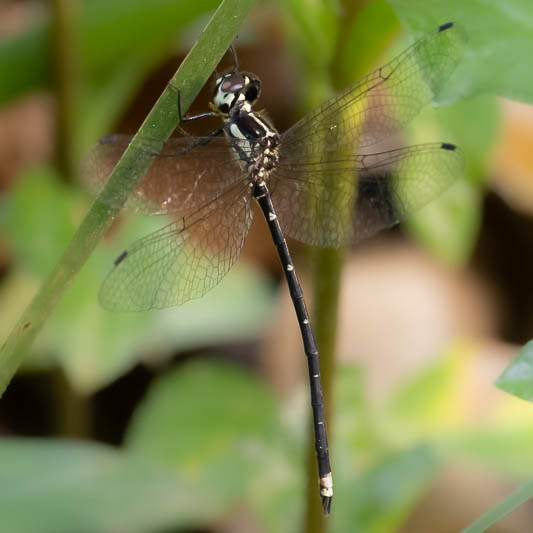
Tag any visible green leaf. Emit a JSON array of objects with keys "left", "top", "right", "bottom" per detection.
[
  {"left": 334, "top": 364, "right": 379, "bottom": 462},
  {"left": 384, "top": 347, "right": 463, "bottom": 431},
  {"left": 430, "top": 95, "right": 501, "bottom": 184},
  {"left": 387, "top": 0, "right": 533, "bottom": 103},
  {"left": 383, "top": 343, "right": 533, "bottom": 477},
  {"left": 442, "top": 427, "right": 533, "bottom": 478},
  {"left": 0, "top": 0, "right": 221, "bottom": 105},
  {"left": 333, "top": 445, "right": 440, "bottom": 533},
  {"left": 278, "top": 0, "right": 342, "bottom": 112},
  {"left": 280, "top": 0, "right": 339, "bottom": 67},
  {"left": 125, "top": 359, "right": 287, "bottom": 500},
  {"left": 0, "top": 168, "right": 77, "bottom": 278},
  {"left": 0, "top": 0, "right": 258, "bottom": 397},
  {"left": 80, "top": 0, "right": 220, "bottom": 79},
  {"left": 1, "top": 169, "right": 274, "bottom": 393},
  {"left": 496, "top": 340, "right": 533, "bottom": 402},
  {"left": 79, "top": 59, "right": 151, "bottom": 152},
  {"left": 335, "top": 0, "right": 401, "bottom": 86},
  {"left": 406, "top": 178, "right": 482, "bottom": 266},
  {"left": 461, "top": 479, "right": 533, "bottom": 533},
  {"left": 0, "top": 26, "right": 51, "bottom": 106},
  {"left": 0, "top": 438, "right": 231, "bottom": 533},
  {"left": 46, "top": 259, "right": 273, "bottom": 394},
  {"left": 404, "top": 94, "right": 500, "bottom": 265},
  {"left": 331, "top": 366, "right": 440, "bottom": 532}
]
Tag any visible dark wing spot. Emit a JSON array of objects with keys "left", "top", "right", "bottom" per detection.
[
  {"left": 439, "top": 22, "right": 454, "bottom": 32},
  {"left": 356, "top": 173, "right": 397, "bottom": 231},
  {"left": 114, "top": 250, "right": 128, "bottom": 266},
  {"left": 23, "top": 322, "right": 31, "bottom": 330},
  {"left": 441, "top": 142, "right": 456, "bottom": 151},
  {"left": 99, "top": 135, "right": 118, "bottom": 145}
]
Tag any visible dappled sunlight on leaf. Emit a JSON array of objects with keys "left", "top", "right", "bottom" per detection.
[{"left": 496, "top": 339, "right": 533, "bottom": 403}]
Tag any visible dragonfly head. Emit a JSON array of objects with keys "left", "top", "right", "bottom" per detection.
[{"left": 213, "top": 71, "right": 261, "bottom": 115}]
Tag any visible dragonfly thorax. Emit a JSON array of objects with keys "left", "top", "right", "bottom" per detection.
[
  {"left": 213, "top": 69, "right": 280, "bottom": 180},
  {"left": 225, "top": 110, "right": 280, "bottom": 181}
]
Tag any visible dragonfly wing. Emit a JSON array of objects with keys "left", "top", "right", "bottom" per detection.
[
  {"left": 81, "top": 134, "right": 245, "bottom": 215},
  {"left": 270, "top": 143, "right": 463, "bottom": 247},
  {"left": 279, "top": 23, "right": 465, "bottom": 155},
  {"left": 99, "top": 182, "right": 253, "bottom": 311},
  {"left": 269, "top": 151, "right": 359, "bottom": 247},
  {"left": 353, "top": 143, "right": 464, "bottom": 241}
]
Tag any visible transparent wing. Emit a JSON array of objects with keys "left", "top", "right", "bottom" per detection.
[
  {"left": 81, "top": 134, "right": 246, "bottom": 215},
  {"left": 269, "top": 143, "right": 463, "bottom": 247},
  {"left": 99, "top": 182, "right": 253, "bottom": 311},
  {"left": 279, "top": 23, "right": 465, "bottom": 156}
]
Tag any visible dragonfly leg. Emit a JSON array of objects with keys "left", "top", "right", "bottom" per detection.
[
  {"left": 150, "top": 127, "right": 224, "bottom": 158},
  {"left": 178, "top": 88, "right": 218, "bottom": 124}
]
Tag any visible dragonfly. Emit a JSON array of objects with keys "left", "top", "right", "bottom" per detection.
[{"left": 82, "top": 22, "right": 465, "bottom": 514}]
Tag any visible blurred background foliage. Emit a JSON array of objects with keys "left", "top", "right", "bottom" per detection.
[{"left": 0, "top": 0, "right": 532, "bottom": 532}]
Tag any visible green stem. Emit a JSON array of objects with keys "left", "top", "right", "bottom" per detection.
[
  {"left": 52, "top": 369, "right": 90, "bottom": 437},
  {"left": 51, "top": 0, "right": 80, "bottom": 180},
  {"left": 50, "top": 0, "right": 91, "bottom": 438},
  {"left": 304, "top": 248, "right": 345, "bottom": 531},
  {"left": 0, "top": 0, "right": 258, "bottom": 396},
  {"left": 461, "top": 479, "right": 533, "bottom": 533},
  {"left": 301, "top": 6, "right": 401, "bottom": 524}
]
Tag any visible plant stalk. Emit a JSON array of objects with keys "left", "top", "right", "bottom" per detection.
[
  {"left": 304, "top": 247, "right": 345, "bottom": 530},
  {"left": 0, "top": 0, "right": 258, "bottom": 396},
  {"left": 51, "top": 0, "right": 80, "bottom": 180}
]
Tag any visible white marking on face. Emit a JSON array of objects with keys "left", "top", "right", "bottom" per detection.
[
  {"left": 303, "top": 319, "right": 309, "bottom": 324},
  {"left": 268, "top": 212, "right": 276, "bottom": 221},
  {"left": 313, "top": 374, "right": 319, "bottom": 378},
  {"left": 214, "top": 90, "right": 234, "bottom": 110},
  {"left": 286, "top": 264, "right": 294, "bottom": 271}
]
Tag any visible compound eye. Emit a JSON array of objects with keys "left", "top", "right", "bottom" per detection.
[{"left": 220, "top": 73, "right": 244, "bottom": 93}]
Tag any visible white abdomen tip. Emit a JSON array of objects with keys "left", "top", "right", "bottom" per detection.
[{"left": 320, "top": 472, "right": 333, "bottom": 498}]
